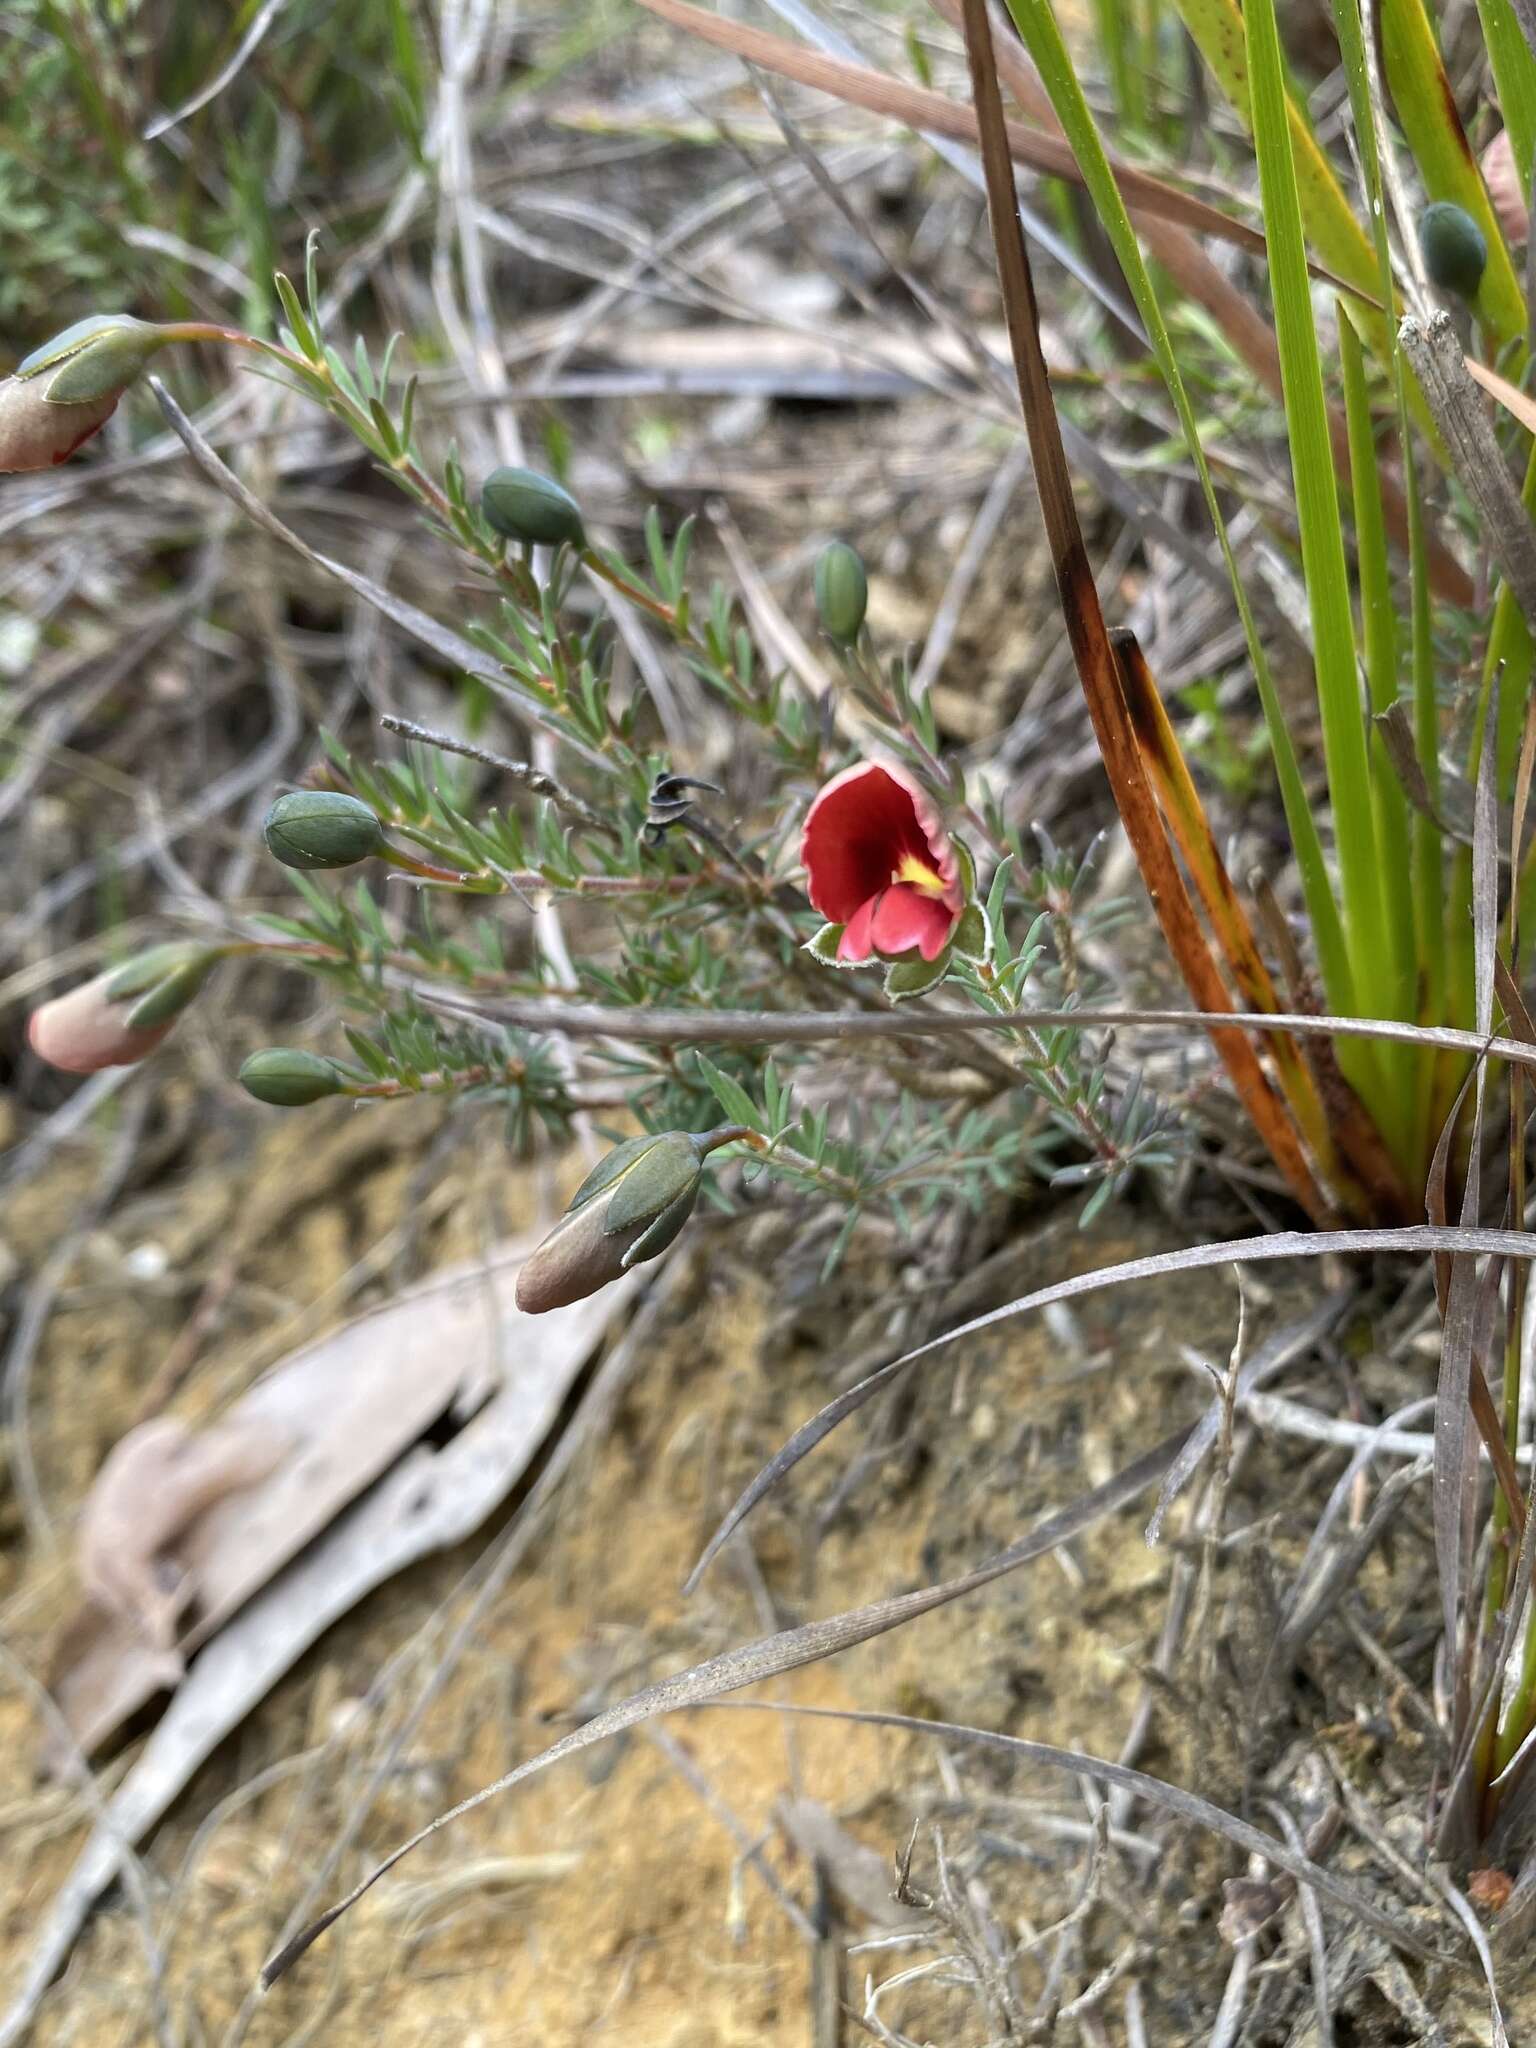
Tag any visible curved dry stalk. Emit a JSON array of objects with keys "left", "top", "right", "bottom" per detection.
[
  {"left": 260, "top": 1428, "right": 1189, "bottom": 1985},
  {"left": 455, "top": 992, "right": 1536, "bottom": 1069},
  {"left": 259, "top": 1420, "right": 1459, "bottom": 1987},
  {"left": 687, "top": 1221, "right": 1536, "bottom": 1587},
  {"left": 632, "top": 0, "right": 1375, "bottom": 289}
]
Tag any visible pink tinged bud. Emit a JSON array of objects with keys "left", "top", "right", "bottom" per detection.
[
  {"left": 0, "top": 315, "right": 165, "bottom": 474},
  {"left": 0, "top": 379, "right": 119, "bottom": 474},
  {"left": 26, "top": 943, "right": 214, "bottom": 1074},
  {"left": 27, "top": 972, "right": 176, "bottom": 1074},
  {"left": 516, "top": 1131, "right": 705, "bottom": 1314},
  {"left": 800, "top": 759, "right": 965, "bottom": 965},
  {"left": 1483, "top": 129, "right": 1529, "bottom": 248}
]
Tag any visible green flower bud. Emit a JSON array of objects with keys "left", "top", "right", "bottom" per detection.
[
  {"left": 481, "top": 466, "right": 586, "bottom": 548},
  {"left": 263, "top": 790, "right": 384, "bottom": 871},
  {"left": 239, "top": 1048, "right": 344, "bottom": 1107},
  {"left": 814, "top": 540, "right": 868, "bottom": 645},
  {"left": 1419, "top": 202, "right": 1487, "bottom": 299},
  {"left": 516, "top": 1129, "right": 713, "bottom": 1313}
]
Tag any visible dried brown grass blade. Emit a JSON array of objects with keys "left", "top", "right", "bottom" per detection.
[
  {"left": 463, "top": 991, "right": 1536, "bottom": 1069},
  {"left": 1497, "top": 955, "right": 1536, "bottom": 1043},
  {"left": 632, "top": 0, "right": 1371, "bottom": 288},
  {"left": 1112, "top": 626, "right": 1408, "bottom": 1217},
  {"left": 699, "top": 1702, "right": 1452, "bottom": 1965},
  {"left": 955, "top": 0, "right": 1326, "bottom": 1222},
  {"left": 1466, "top": 352, "right": 1536, "bottom": 437},
  {"left": 1433, "top": 694, "right": 1503, "bottom": 1766}
]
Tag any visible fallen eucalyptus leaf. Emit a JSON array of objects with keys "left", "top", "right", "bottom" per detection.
[
  {"left": 4, "top": 1245, "right": 633, "bottom": 2048},
  {"left": 76, "top": 1416, "right": 288, "bottom": 1659}
]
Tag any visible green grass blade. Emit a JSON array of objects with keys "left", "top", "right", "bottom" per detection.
[
  {"left": 1171, "top": 0, "right": 1449, "bottom": 454},
  {"left": 1170, "top": 0, "right": 1378, "bottom": 308},
  {"left": 1332, "top": 0, "right": 1455, "bottom": 1179},
  {"left": 1340, "top": 312, "right": 1419, "bottom": 1139},
  {"left": 1244, "top": 0, "right": 1393, "bottom": 1108},
  {"left": 1405, "top": 431, "right": 1453, "bottom": 1171},
  {"left": 1381, "top": 0, "right": 1526, "bottom": 348},
  {"left": 1092, "top": 0, "right": 1146, "bottom": 127},
  {"left": 997, "top": 0, "right": 1354, "bottom": 1028},
  {"left": 1488, "top": 447, "right": 1536, "bottom": 781}
]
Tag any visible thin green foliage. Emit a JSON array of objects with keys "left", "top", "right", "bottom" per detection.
[
  {"left": 1168, "top": 0, "right": 1384, "bottom": 331},
  {"left": 1245, "top": 0, "right": 1399, "bottom": 1128},
  {"left": 1339, "top": 315, "right": 1417, "bottom": 1111},
  {"left": 999, "top": 0, "right": 1354, "bottom": 1027},
  {"left": 1091, "top": 0, "right": 1145, "bottom": 127}
]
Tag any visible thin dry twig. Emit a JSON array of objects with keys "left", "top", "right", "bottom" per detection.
[
  {"left": 378, "top": 714, "right": 619, "bottom": 838},
  {"left": 1398, "top": 314, "right": 1536, "bottom": 632}
]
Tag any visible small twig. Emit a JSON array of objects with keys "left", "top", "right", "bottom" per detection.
[
  {"left": 1398, "top": 312, "right": 1536, "bottom": 634},
  {"left": 379, "top": 714, "right": 620, "bottom": 839},
  {"left": 1206, "top": 1938, "right": 1255, "bottom": 2048},
  {"left": 1260, "top": 1799, "right": 1335, "bottom": 2048}
]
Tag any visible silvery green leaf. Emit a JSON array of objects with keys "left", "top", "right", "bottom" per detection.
[
  {"left": 951, "top": 905, "right": 989, "bottom": 962},
  {"left": 884, "top": 954, "right": 949, "bottom": 1001}
]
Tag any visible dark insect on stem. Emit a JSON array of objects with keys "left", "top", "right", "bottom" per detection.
[{"left": 642, "top": 773, "right": 725, "bottom": 846}]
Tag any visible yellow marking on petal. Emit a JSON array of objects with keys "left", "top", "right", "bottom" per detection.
[{"left": 893, "top": 853, "right": 947, "bottom": 897}]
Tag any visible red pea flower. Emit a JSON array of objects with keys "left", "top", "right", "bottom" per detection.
[{"left": 801, "top": 760, "right": 964, "bottom": 964}]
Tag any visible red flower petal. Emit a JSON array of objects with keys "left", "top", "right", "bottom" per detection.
[
  {"left": 802, "top": 759, "right": 961, "bottom": 923},
  {"left": 869, "top": 884, "right": 957, "bottom": 960},
  {"left": 836, "top": 894, "right": 880, "bottom": 963}
]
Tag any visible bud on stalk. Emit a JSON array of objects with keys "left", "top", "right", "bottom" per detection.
[
  {"left": 1419, "top": 202, "right": 1488, "bottom": 300},
  {"left": 516, "top": 1126, "right": 749, "bottom": 1314},
  {"left": 263, "top": 790, "right": 384, "bottom": 870},
  {"left": 0, "top": 315, "right": 168, "bottom": 472},
  {"left": 480, "top": 466, "right": 586, "bottom": 548},
  {"left": 27, "top": 942, "right": 217, "bottom": 1074},
  {"left": 813, "top": 539, "right": 868, "bottom": 645},
  {"left": 238, "top": 1048, "right": 345, "bottom": 1107}
]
